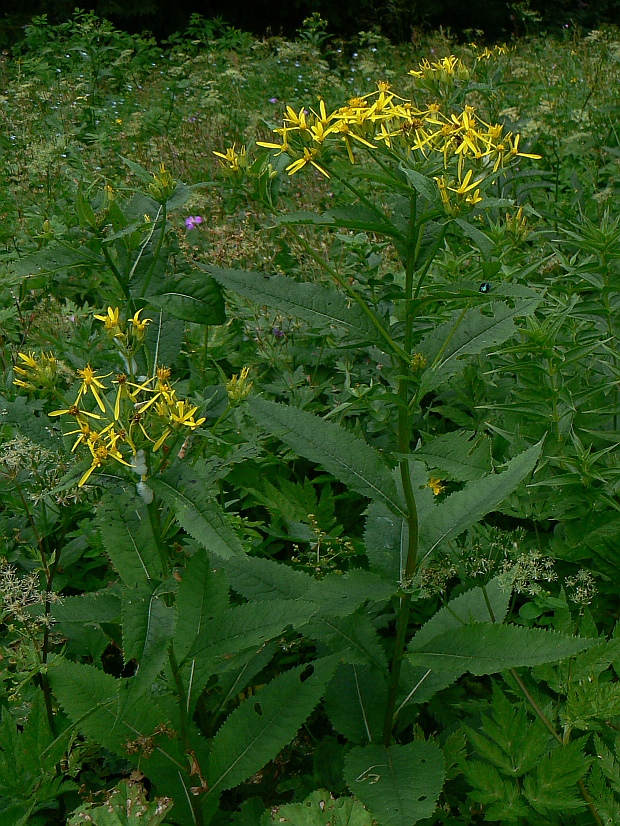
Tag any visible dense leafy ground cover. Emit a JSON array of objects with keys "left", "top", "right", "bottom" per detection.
[{"left": 4, "top": 11, "right": 620, "bottom": 825}]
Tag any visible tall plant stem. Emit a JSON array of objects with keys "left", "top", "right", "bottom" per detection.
[
  {"left": 286, "top": 228, "right": 409, "bottom": 363},
  {"left": 383, "top": 194, "right": 420, "bottom": 746}
]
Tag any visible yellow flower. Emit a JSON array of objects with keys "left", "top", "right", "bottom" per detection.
[
  {"left": 286, "top": 147, "right": 329, "bottom": 177},
  {"left": 76, "top": 365, "right": 110, "bottom": 413},
  {"left": 428, "top": 477, "right": 446, "bottom": 495},
  {"left": 213, "top": 144, "right": 245, "bottom": 171},
  {"left": 226, "top": 366, "right": 253, "bottom": 402},
  {"left": 169, "top": 400, "right": 206, "bottom": 429},
  {"left": 94, "top": 306, "right": 124, "bottom": 338},
  {"left": 130, "top": 309, "right": 151, "bottom": 338}
]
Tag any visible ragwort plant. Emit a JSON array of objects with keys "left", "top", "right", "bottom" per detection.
[{"left": 5, "top": 28, "right": 620, "bottom": 826}]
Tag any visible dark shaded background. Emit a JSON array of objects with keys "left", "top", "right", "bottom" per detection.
[{"left": 0, "top": 0, "right": 619, "bottom": 46}]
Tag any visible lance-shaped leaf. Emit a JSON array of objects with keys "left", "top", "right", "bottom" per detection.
[
  {"left": 412, "top": 430, "right": 492, "bottom": 481},
  {"left": 418, "top": 441, "right": 542, "bottom": 560},
  {"left": 149, "top": 274, "right": 225, "bottom": 324},
  {"left": 222, "top": 554, "right": 313, "bottom": 601},
  {"left": 120, "top": 583, "right": 175, "bottom": 713},
  {"left": 418, "top": 300, "right": 539, "bottom": 394},
  {"left": 408, "top": 623, "right": 594, "bottom": 674},
  {"left": 206, "top": 656, "right": 338, "bottom": 801},
  {"left": 345, "top": 741, "right": 445, "bottom": 826},
  {"left": 150, "top": 465, "right": 245, "bottom": 559},
  {"left": 274, "top": 205, "right": 403, "bottom": 238},
  {"left": 248, "top": 397, "right": 405, "bottom": 517},
  {"left": 175, "top": 548, "right": 229, "bottom": 663},
  {"left": 97, "top": 490, "right": 164, "bottom": 587},
  {"left": 205, "top": 266, "right": 382, "bottom": 343},
  {"left": 11, "top": 243, "right": 101, "bottom": 281},
  {"left": 182, "top": 599, "right": 318, "bottom": 714},
  {"left": 325, "top": 664, "right": 388, "bottom": 744}
]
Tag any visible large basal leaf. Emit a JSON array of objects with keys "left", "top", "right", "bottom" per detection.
[
  {"left": 344, "top": 741, "right": 445, "bottom": 826},
  {"left": 175, "top": 548, "right": 229, "bottom": 663},
  {"left": 150, "top": 465, "right": 245, "bottom": 559},
  {"left": 149, "top": 274, "right": 225, "bottom": 324},
  {"left": 364, "top": 502, "right": 407, "bottom": 582},
  {"left": 418, "top": 300, "right": 539, "bottom": 394},
  {"left": 306, "top": 614, "right": 389, "bottom": 672},
  {"left": 248, "top": 397, "right": 404, "bottom": 517},
  {"left": 418, "top": 441, "right": 542, "bottom": 560},
  {"left": 408, "top": 623, "right": 594, "bottom": 675},
  {"left": 96, "top": 489, "right": 164, "bottom": 587},
  {"left": 410, "top": 578, "right": 511, "bottom": 652},
  {"left": 412, "top": 430, "right": 492, "bottom": 482},
  {"left": 324, "top": 664, "right": 388, "bottom": 745},
  {"left": 183, "top": 599, "right": 319, "bottom": 714},
  {"left": 270, "top": 789, "right": 372, "bottom": 825},
  {"left": 205, "top": 266, "right": 381, "bottom": 343},
  {"left": 121, "top": 583, "right": 175, "bottom": 713},
  {"left": 222, "top": 554, "right": 313, "bottom": 602},
  {"left": 206, "top": 656, "right": 338, "bottom": 801}
]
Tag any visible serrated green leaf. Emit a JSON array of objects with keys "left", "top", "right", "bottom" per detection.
[
  {"left": 149, "top": 274, "right": 225, "bottom": 324},
  {"left": 409, "top": 623, "right": 594, "bottom": 674},
  {"left": 418, "top": 442, "right": 542, "bottom": 559},
  {"left": 175, "top": 548, "right": 229, "bottom": 663},
  {"left": 206, "top": 656, "right": 338, "bottom": 800},
  {"left": 97, "top": 490, "right": 164, "bottom": 587},
  {"left": 465, "top": 761, "right": 530, "bottom": 820},
  {"left": 399, "top": 167, "right": 437, "bottom": 202},
  {"left": 324, "top": 664, "right": 387, "bottom": 744},
  {"left": 345, "top": 741, "right": 444, "bottom": 826},
  {"left": 121, "top": 583, "right": 174, "bottom": 712},
  {"left": 51, "top": 587, "right": 122, "bottom": 624},
  {"left": 410, "top": 578, "right": 510, "bottom": 651},
  {"left": 222, "top": 554, "right": 313, "bottom": 601},
  {"left": 67, "top": 779, "right": 174, "bottom": 825},
  {"left": 413, "top": 430, "right": 492, "bottom": 481},
  {"left": 522, "top": 738, "right": 590, "bottom": 814},
  {"left": 306, "top": 613, "right": 389, "bottom": 672},
  {"left": 206, "top": 266, "right": 382, "bottom": 343},
  {"left": 150, "top": 465, "right": 245, "bottom": 559},
  {"left": 270, "top": 790, "right": 372, "bottom": 825},
  {"left": 248, "top": 397, "right": 404, "bottom": 517},
  {"left": 308, "top": 569, "right": 395, "bottom": 617},
  {"left": 10, "top": 244, "right": 100, "bottom": 281},
  {"left": 364, "top": 502, "right": 406, "bottom": 581},
  {"left": 418, "top": 301, "right": 539, "bottom": 393}
]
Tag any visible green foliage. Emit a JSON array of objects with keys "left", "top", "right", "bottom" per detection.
[{"left": 5, "top": 18, "right": 620, "bottom": 826}]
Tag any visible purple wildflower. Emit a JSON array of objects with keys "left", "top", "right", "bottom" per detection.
[
  {"left": 272, "top": 328, "right": 285, "bottom": 338},
  {"left": 185, "top": 216, "right": 203, "bottom": 230},
  {"left": 269, "top": 97, "right": 278, "bottom": 103}
]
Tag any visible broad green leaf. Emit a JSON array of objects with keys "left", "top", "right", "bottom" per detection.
[
  {"left": 324, "top": 664, "right": 388, "bottom": 744},
  {"left": 150, "top": 464, "right": 245, "bottom": 559},
  {"left": 345, "top": 741, "right": 445, "bottom": 826},
  {"left": 410, "top": 578, "right": 511, "bottom": 651},
  {"left": 408, "top": 623, "right": 594, "bottom": 674},
  {"left": 412, "top": 430, "right": 492, "bottom": 481},
  {"left": 183, "top": 599, "right": 319, "bottom": 714},
  {"left": 206, "top": 656, "right": 338, "bottom": 800},
  {"left": 222, "top": 554, "right": 313, "bottom": 601},
  {"left": 308, "top": 569, "right": 395, "bottom": 617},
  {"left": 248, "top": 397, "right": 405, "bottom": 517},
  {"left": 149, "top": 274, "right": 225, "bottom": 324},
  {"left": 206, "top": 266, "right": 382, "bottom": 343},
  {"left": 418, "top": 442, "right": 542, "bottom": 559},
  {"left": 399, "top": 167, "right": 437, "bottom": 202},
  {"left": 306, "top": 614, "right": 389, "bottom": 672},
  {"left": 121, "top": 583, "right": 175, "bottom": 712},
  {"left": 175, "top": 548, "right": 229, "bottom": 662},
  {"left": 274, "top": 206, "right": 400, "bottom": 238},
  {"left": 269, "top": 790, "right": 372, "bottom": 825},
  {"left": 11, "top": 243, "right": 100, "bottom": 281},
  {"left": 67, "top": 779, "right": 174, "bottom": 825},
  {"left": 97, "top": 490, "right": 164, "bottom": 587},
  {"left": 364, "top": 502, "right": 407, "bottom": 581},
  {"left": 418, "top": 300, "right": 539, "bottom": 394},
  {"left": 51, "top": 587, "right": 122, "bottom": 624}
]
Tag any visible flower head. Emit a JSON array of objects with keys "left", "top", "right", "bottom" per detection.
[{"left": 185, "top": 215, "right": 203, "bottom": 230}]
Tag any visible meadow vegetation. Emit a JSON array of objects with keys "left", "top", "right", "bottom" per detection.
[{"left": 3, "top": 11, "right": 620, "bottom": 825}]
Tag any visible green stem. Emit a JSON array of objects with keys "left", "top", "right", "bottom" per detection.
[
  {"left": 101, "top": 244, "right": 130, "bottom": 299},
  {"left": 382, "top": 194, "right": 420, "bottom": 747},
  {"left": 412, "top": 223, "right": 448, "bottom": 301},
  {"left": 287, "top": 227, "right": 409, "bottom": 363},
  {"left": 140, "top": 204, "right": 167, "bottom": 298}
]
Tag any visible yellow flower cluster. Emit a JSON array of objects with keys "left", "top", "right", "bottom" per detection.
[
  {"left": 14, "top": 311, "right": 206, "bottom": 487},
  {"left": 93, "top": 307, "right": 151, "bottom": 341},
  {"left": 223, "top": 55, "right": 540, "bottom": 215},
  {"left": 13, "top": 352, "right": 60, "bottom": 391}
]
